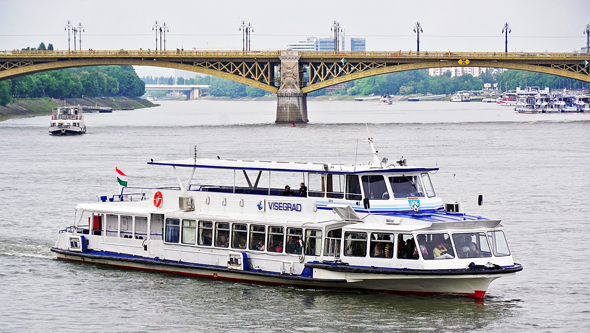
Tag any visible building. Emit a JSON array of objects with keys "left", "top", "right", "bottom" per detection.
[
  {"left": 287, "top": 36, "right": 366, "bottom": 51},
  {"left": 428, "top": 67, "right": 506, "bottom": 78}
]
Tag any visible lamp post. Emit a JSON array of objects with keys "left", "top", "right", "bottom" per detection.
[
  {"left": 413, "top": 21, "right": 423, "bottom": 52},
  {"left": 246, "top": 22, "right": 253, "bottom": 51},
  {"left": 65, "top": 20, "right": 73, "bottom": 51},
  {"left": 73, "top": 26, "right": 77, "bottom": 52},
  {"left": 161, "top": 22, "right": 169, "bottom": 51},
  {"left": 152, "top": 20, "right": 160, "bottom": 51},
  {"left": 239, "top": 21, "right": 246, "bottom": 52},
  {"left": 331, "top": 21, "right": 342, "bottom": 52},
  {"left": 502, "top": 22, "right": 511, "bottom": 53},
  {"left": 584, "top": 24, "right": 590, "bottom": 53},
  {"left": 77, "top": 22, "right": 84, "bottom": 51}
]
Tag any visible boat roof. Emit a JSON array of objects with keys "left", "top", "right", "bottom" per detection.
[{"left": 148, "top": 158, "right": 439, "bottom": 174}]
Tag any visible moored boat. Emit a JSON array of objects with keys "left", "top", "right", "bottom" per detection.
[
  {"left": 450, "top": 92, "right": 471, "bottom": 102},
  {"left": 49, "top": 106, "right": 86, "bottom": 135},
  {"left": 51, "top": 139, "right": 522, "bottom": 298}
]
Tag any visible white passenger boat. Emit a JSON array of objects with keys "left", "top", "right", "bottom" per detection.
[
  {"left": 450, "top": 92, "right": 471, "bottom": 102},
  {"left": 51, "top": 140, "right": 522, "bottom": 298},
  {"left": 379, "top": 95, "right": 392, "bottom": 105},
  {"left": 49, "top": 106, "right": 86, "bottom": 135}
]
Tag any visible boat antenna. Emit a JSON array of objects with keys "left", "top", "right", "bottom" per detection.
[
  {"left": 354, "top": 138, "right": 359, "bottom": 171},
  {"left": 453, "top": 173, "right": 462, "bottom": 209},
  {"left": 366, "top": 124, "right": 380, "bottom": 166}
]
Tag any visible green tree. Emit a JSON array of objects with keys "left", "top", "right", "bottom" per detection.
[
  {"left": 47, "top": 43, "right": 54, "bottom": 51},
  {"left": 0, "top": 80, "right": 12, "bottom": 106},
  {"left": 38, "top": 42, "right": 46, "bottom": 51}
]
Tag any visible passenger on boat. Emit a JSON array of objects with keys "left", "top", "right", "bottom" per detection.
[
  {"left": 256, "top": 241, "right": 265, "bottom": 251},
  {"left": 413, "top": 235, "right": 428, "bottom": 259},
  {"left": 217, "top": 235, "right": 229, "bottom": 248},
  {"left": 238, "top": 237, "right": 247, "bottom": 249},
  {"left": 283, "top": 185, "right": 294, "bottom": 196},
  {"left": 433, "top": 241, "right": 454, "bottom": 259},
  {"left": 397, "top": 239, "right": 407, "bottom": 259},
  {"left": 275, "top": 242, "right": 283, "bottom": 252},
  {"left": 203, "top": 232, "right": 212, "bottom": 246},
  {"left": 299, "top": 183, "right": 307, "bottom": 197},
  {"left": 373, "top": 243, "right": 385, "bottom": 257},
  {"left": 456, "top": 235, "right": 478, "bottom": 258},
  {"left": 286, "top": 236, "right": 300, "bottom": 254}
]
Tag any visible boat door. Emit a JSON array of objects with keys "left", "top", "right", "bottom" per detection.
[
  {"left": 323, "top": 228, "right": 342, "bottom": 261},
  {"left": 149, "top": 213, "right": 164, "bottom": 257}
]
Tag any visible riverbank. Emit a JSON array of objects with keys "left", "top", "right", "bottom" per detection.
[{"left": 0, "top": 96, "right": 157, "bottom": 121}]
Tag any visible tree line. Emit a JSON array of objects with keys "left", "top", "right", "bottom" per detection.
[{"left": 0, "top": 43, "right": 146, "bottom": 106}]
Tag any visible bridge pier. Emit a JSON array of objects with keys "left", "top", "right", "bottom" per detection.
[{"left": 276, "top": 50, "right": 308, "bottom": 123}]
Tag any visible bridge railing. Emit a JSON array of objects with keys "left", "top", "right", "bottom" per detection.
[
  {"left": 0, "top": 49, "right": 282, "bottom": 58},
  {"left": 298, "top": 50, "right": 590, "bottom": 60}
]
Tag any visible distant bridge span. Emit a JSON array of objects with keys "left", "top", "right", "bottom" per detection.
[{"left": 1, "top": 49, "right": 589, "bottom": 122}]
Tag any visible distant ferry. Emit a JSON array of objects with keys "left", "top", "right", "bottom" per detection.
[
  {"left": 450, "top": 92, "right": 470, "bottom": 102},
  {"left": 49, "top": 106, "right": 86, "bottom": 135},
  {"left": 51, "top": 139, "right": 522, "bottom": 298}
]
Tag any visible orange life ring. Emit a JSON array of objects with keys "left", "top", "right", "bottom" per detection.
[{"left": 153, "top": 191, "right": 163, "bottom": 207}]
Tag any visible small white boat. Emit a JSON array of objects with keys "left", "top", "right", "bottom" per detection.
[
  {"left": 51, "top": 139, "right": 522, "bottom": 298},
  {"left": 49, "top": 106, "right": 86, "bottom": 135},
  {"left": 379, "top": 95, "right": 392, "bottom": 105},
  {"left": 497, "top": 92, "right": 517, "bottom": 106},
  {"left": 450, "top": 92, "right": 470, "bottom": 102}
]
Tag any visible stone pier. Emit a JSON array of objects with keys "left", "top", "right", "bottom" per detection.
[{"left": 276, "top": 50, "right": 308, "bottom": 123}]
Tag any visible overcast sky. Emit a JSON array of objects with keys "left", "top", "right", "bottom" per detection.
[{"left": 1, "top": 0, "right": 589, "bottom": 77}]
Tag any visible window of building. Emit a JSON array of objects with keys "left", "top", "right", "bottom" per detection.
[
  {"left": 181, "top": 219, "right": 196, "bottom": 245},
  {"left": 198, "top": 221, "right": 213, "bottom": 246},
  {"left": 344, "top": 232, "right": 367, "bottom": 257},
  {"left": 389, "top": 176, "right": 425, "bottom": 198},
  {"left": 165, "top": 218, "right": 180, "bottom": 243},
  {"left": 397, "top": 234, "right": 418, "bottom": 260},
  {"left": 267, "top": 226, "right": 284, "bottom": 253},
  {"left": 232, "top": 223, "right": 247, "bottom": 249},
  {"left": 215, "top": 222, "right": 230, "bottom": 248},
  {"left": 249, "top": 225, "right": 266, "bottom": 251},
  {"left": 370, "top": 233, "right": 394, "bottom": 258},
  {"left": 286, "top": 228, "right": 303, "bottom": 254},
  {"left": 487, "top": 230, "right": 511, "bottom": 257},
  {"left": 305, "top": 229, "right": 322, "bottom": 256},
  {"left": 362, "top": 175, "right": 389, "bottom": 200}
]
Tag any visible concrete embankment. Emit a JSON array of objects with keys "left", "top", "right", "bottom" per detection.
[{"left": 0, "top": 97, "right": 157, "bottom": 121}]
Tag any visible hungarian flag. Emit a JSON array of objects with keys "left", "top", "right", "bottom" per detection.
[{"left": 116, "top": 167, "right": 128, "bottom": 187}]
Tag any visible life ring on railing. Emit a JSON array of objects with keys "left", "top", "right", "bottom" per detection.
[{"left": 153, "top": 191, "right": 163, "bottom": 207}]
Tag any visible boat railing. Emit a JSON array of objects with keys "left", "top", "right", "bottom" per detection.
[{"left": 97, "top": 186, "right": 180, "bottom": 202}]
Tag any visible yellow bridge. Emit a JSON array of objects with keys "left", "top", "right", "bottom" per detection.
[{"left": 1, "top": 49, "right": 589, "bottom": 122}]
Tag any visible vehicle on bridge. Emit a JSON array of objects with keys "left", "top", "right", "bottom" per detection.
[
  {"left": 49, "top": 106, "right": 86, "bottom": 135},
  {"left": 51, "top": 139, "right": 522, "bottom": 298}
]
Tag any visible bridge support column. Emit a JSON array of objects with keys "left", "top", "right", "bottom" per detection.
[{"left": 276, "top": 50, "right": 308, "bottom": 123}]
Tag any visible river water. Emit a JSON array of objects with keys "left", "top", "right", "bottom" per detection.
[{"left": 1, "top": 100, "right": 589, "bottom": 332}]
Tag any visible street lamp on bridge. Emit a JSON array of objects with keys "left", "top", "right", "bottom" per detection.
[
  {"left": 160, "top": 22, "right": 169, "bottom": 51},
  {"left": 584, "top": 24, "right": 590, "bottom": 53},
  {"left": 331, "top": 21, "right": 342, "bottom": 52},
  {"left": 239, "top": 21, "right": 246, "bottom": 52},
  {"left": 65, "top": 20, "right": 73, "bottom": 51},
  {"left": 77, "top": 22, "right": 84, "bottom": 51},
  {"left": 413, "top": 21, "right": 423, "bottom": 52},
  {"left": 502, "top": 22, "right": 511, "bottom": 53},
  {"left": 152, "top": 21, "right": 160, "bottom": 51}
]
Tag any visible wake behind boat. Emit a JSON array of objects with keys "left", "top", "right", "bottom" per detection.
[
  {"left": 49, "top": 106, "right": 86, "bottom": 135},
  {"left": 51, "top": 139, "right": 522, "bottom": 298}
]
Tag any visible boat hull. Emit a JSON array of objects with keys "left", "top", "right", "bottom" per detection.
[
  {"left": 51, "top": 248, "right": 520, "bottom": 298},
  {"left": 49, "top": 126, "right": 86, "bottom": 135}
]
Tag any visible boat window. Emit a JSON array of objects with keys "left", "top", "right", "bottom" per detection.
[
  {"left": 305, "top": 229, "right": 322, "bottom": 256},
  {"left": 397, "top": 234, "right": 418, "bottom": 260},
  {"left": 286, "top": 228, "right": 303, "bottom": 254},
  {"left": 418, "top": 233, "right": 454, "bottom": 260},
  {"left": 181, "top": 219, "right": 196, "bottom": 245},
  {"left": 149, "top": 214, "right": 163, "bottom": 240},
  {"left": 165, "top": 218, "right": 180, "bottom": 243},
  {"left": 452, "top": 232, "right": 492, "bottom": 259},
  {"left": 198, "top": 221, "right": 213, "bottom": 246},
  {"left": 362, "top": 175, "right": 389, "bottom": 200},
  {"left": 267, "top": 226, "right": 284, "bottom": 253},
  {"left": 215, "top": 222, "right": 230, "bottom": 248},
  {"left": 324, "top": 229, "right": 342, "bottom": 257},
  {"left": 91, "top": 214, "right": 102, "bottom": 236},
  {"left": 249, "top": 225, "right": 266, "bottom": 251},
  {"left": 345, "top": 175, "right": 362, "bottom": 200},
  {"left": 487, "top": 231, "right": 511, "bottom": 257},
  {"left": 421, "top": 173, "right": 436, "bottom": 198},
  {"left": 326, "top": 174, "right": 344, "bottom": 199},
  {"left": 344, "top": 232, "right": 367, "bottom": 257},
  {"left": 308, "top": 173, "right": 324, "bottom": 198},
  {"left": 105, "top": 214, "right": 118, "bottom": 237},
  {"left": 121, "top": 215, "right": 133, "bottom": 238},
  {"left": 135, "top": 216, "right": 147, "bottom": 240},
  {"left": 389, "top": 175, "right": 424, "bottom": 198},
  {"left": 370, "top": 233, "right": 394, "bottom": 258},
  {"left": 231, "top": 223, "right": 248, "bottom": 249}
]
